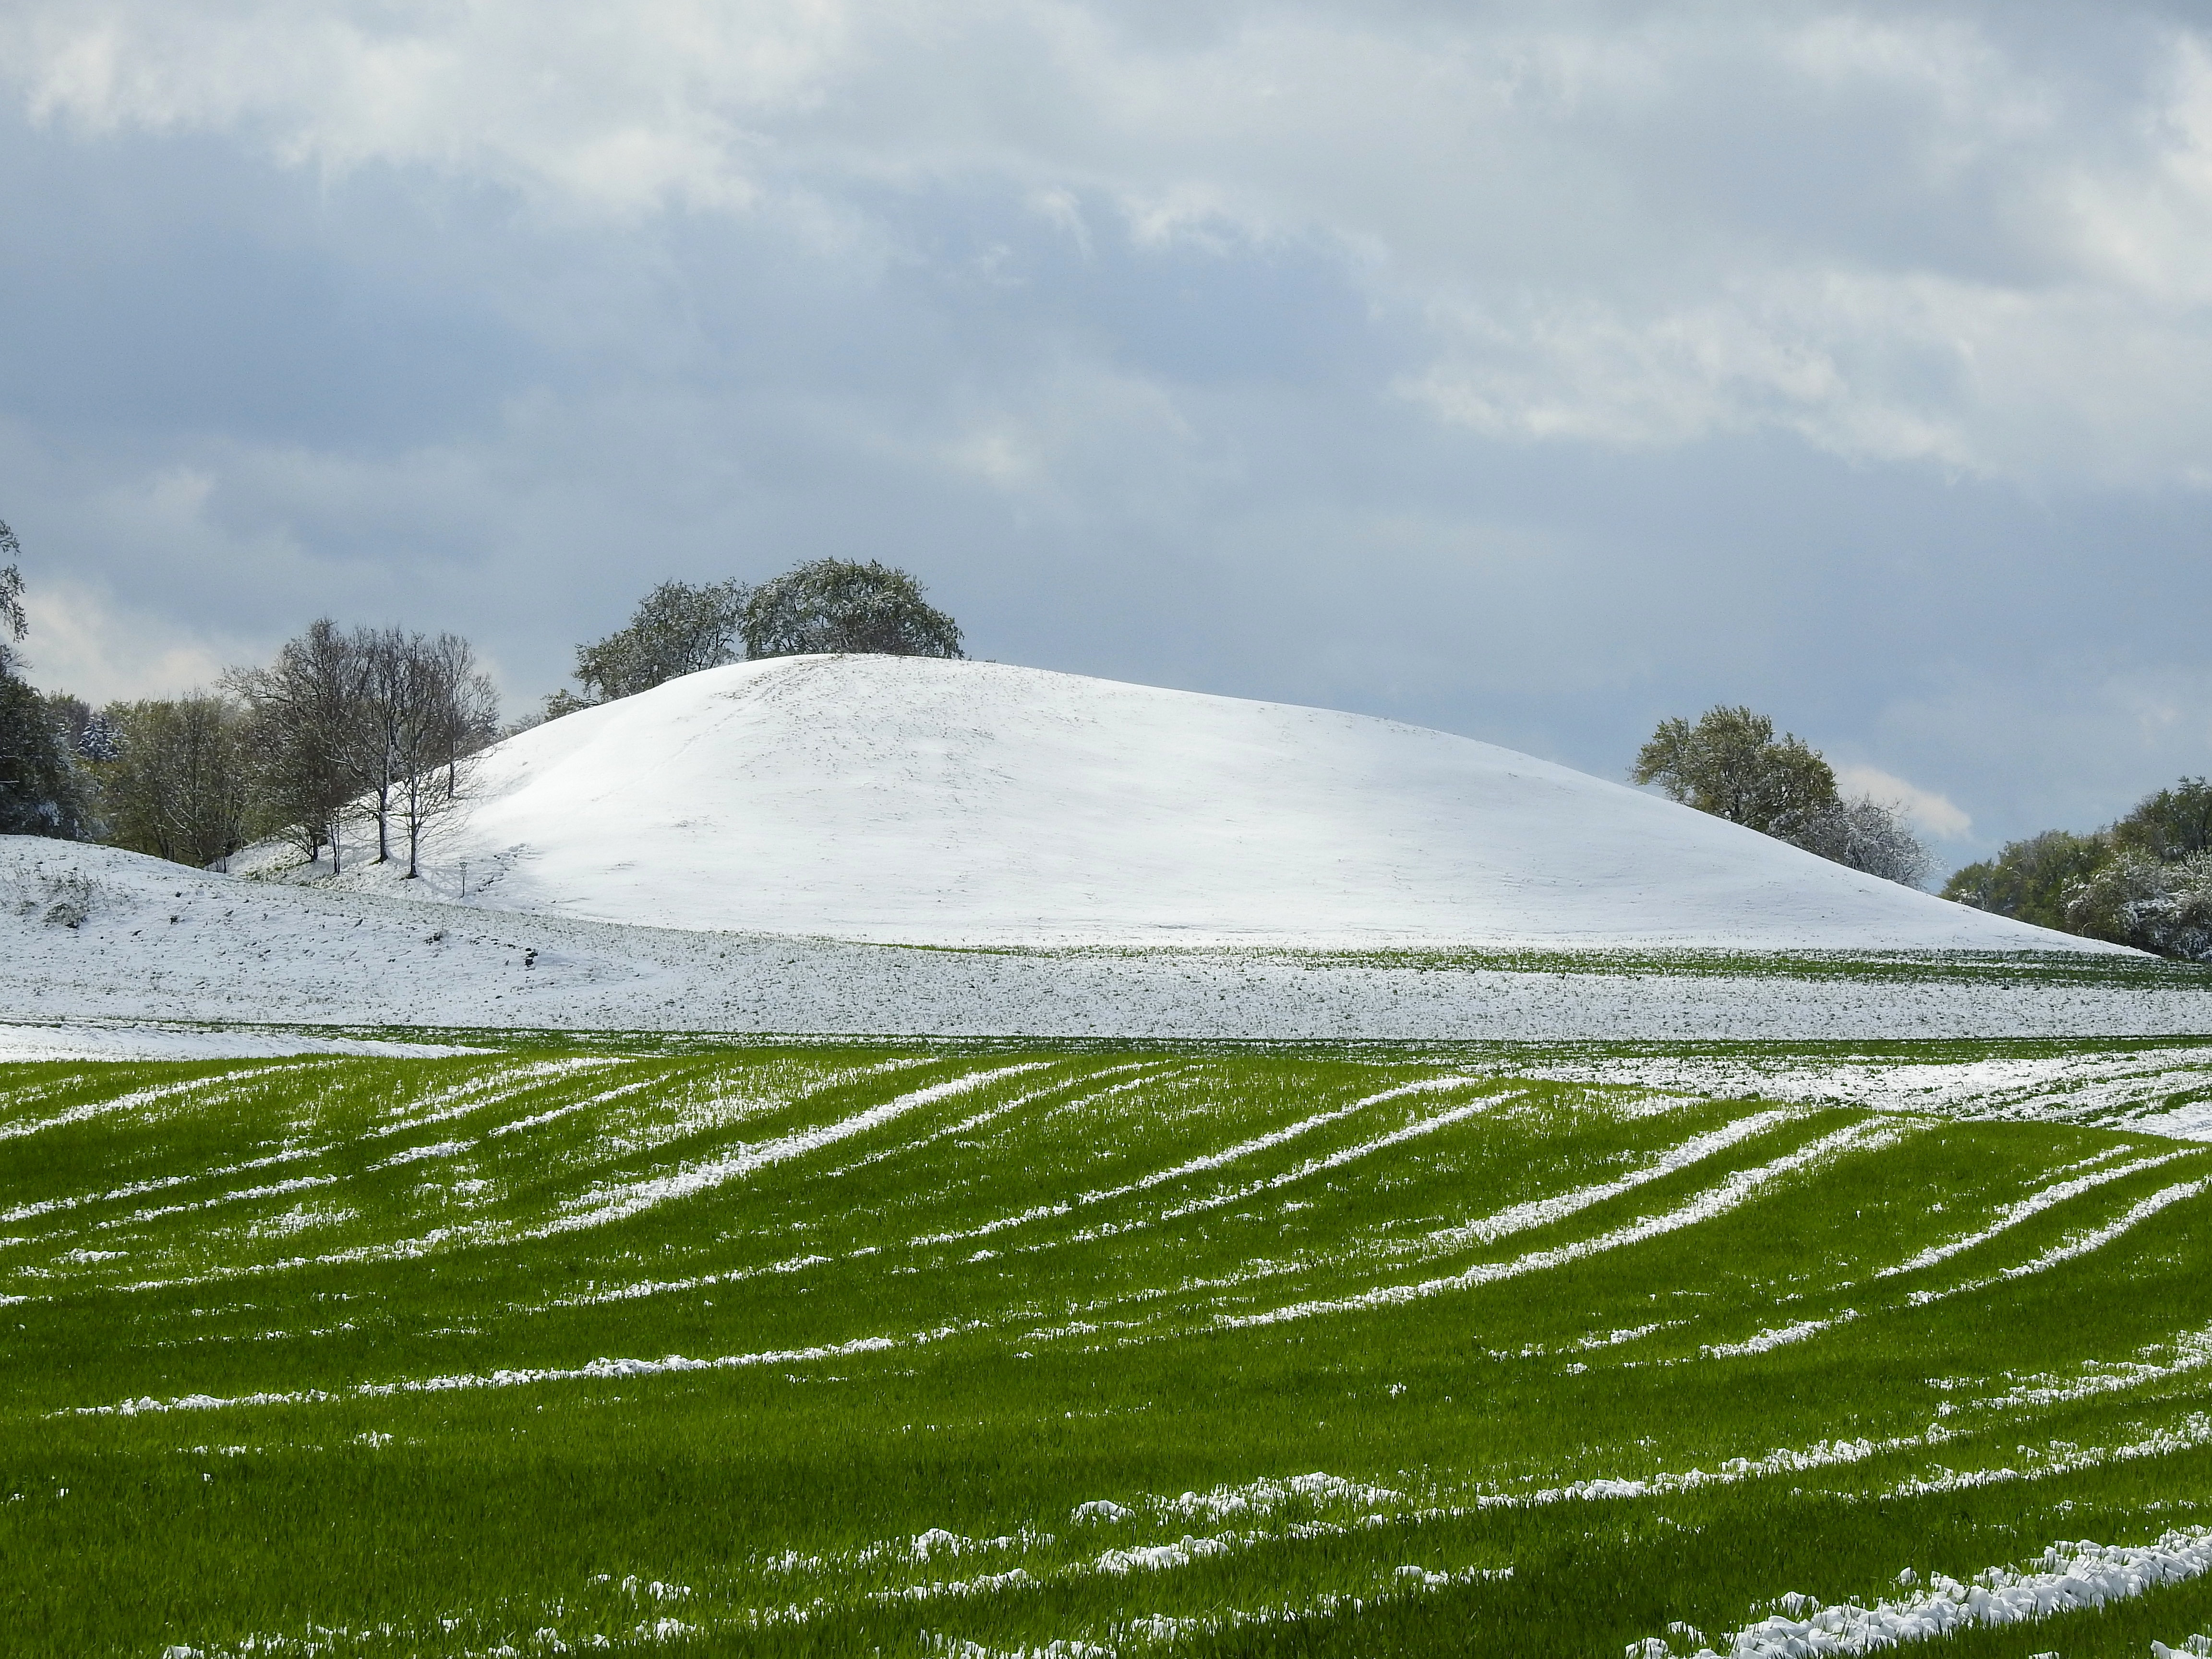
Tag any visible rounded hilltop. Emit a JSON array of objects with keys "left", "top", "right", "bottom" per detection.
[{"left": 379, "top": 654, "right": 2109, "bottom": 952}]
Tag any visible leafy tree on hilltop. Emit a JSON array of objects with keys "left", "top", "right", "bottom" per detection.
[
  {"left": 549, "top": 579, "right": 750, "bottom": 718},
  {"left": 741, "top": 559, "right": 963, "bottom": 661},
  {"left": 544, "top": 561, "right": 964, "bottom": 721},
  {"left": 1632, "top": 705, "right": 1839, "bottom": 843},
  {"left": 1633, "top": 704, "right": 1934, "bottom": 887}
]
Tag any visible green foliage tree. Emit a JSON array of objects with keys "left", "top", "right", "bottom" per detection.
[
  {"left": 95, "top": 694, "right": 258, "bottom": 866},
  {"left": 0, "top": 535, "right": 95, "bottom": 840},
  {"left": 1940, "top": 830, "right": 2112, "bottom": 932},
  {"left": 1631, "top": 705, "right": 1839, "bottom": 843},
  {"left": 740, "top": 559, "right": 963, "bottom": 661},
  {"left": 551, "top": 580, "right": 751, "bottom": 718},
  {"left": 2112, "top": 777, "right": 2212, "bottom": 863}
]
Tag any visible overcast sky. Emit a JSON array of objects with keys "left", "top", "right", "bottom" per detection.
[{"left": 3, "top": 1, "right": 2209, "bottom": 866}]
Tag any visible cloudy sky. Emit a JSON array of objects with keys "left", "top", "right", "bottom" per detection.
[{"left": 3, "top": 1, "right": 2209, "bottom": 867}]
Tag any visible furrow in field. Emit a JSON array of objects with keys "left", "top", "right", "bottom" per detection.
[
  {"left": 0, "top": 1060, "right": 322, "bottom": 1142},
  {"left": 1878, "top": 1148, "right": 2202, "bottom": 1277}
]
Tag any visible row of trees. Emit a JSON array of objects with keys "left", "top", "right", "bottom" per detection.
[
  {"left": 543, "top": 559, "right": 964, "bottom": 717},
  {"left": 0, "top": 533, "right": 498, "bottom": 875},
  {"left": 1632, "top": 705, "right": 1935, "bottom": 889},
  {"left": 0, "top": 544, "right": 966, "bottom": 873},
  {"left": 1943, "top": 781, "right": 2212, "bottom": 960}
]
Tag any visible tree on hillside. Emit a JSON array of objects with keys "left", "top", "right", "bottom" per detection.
[
  {"left": 1796, "top": 794, "right": 1935, "bottom": 890},
  {"left": 740, "top": 559, "right": 963, "bottom": 661},
  {"left": 542, "top": 561, "right": 964, "bottom": 721},
  {"left": 351, "top": 627, "right": 499, "bottom": 870},
  {"left": 1632, "top": 706, "right": 1839, "bottom": 843},
  {"left": 1632, "top": 704, "right": 1934, "bottom": 886},
  {"left": 227, "top": 621, "right": 498, "bottom": 874},
  {"left": 385, "top": 631, "right": 498, "bottom": 878},
  {"left": 227, "top": 620, "right": 374, "bottom": 870},
  {"left": 96, "top": 695, "right": 257, "bottom": 866},
  {"left": 547, "top": 579, "right": 751, "bottom": 719}
]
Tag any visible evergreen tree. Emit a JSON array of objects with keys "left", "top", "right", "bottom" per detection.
[{"left": 0, "top": 540, "right": 93, "bottom": 840}]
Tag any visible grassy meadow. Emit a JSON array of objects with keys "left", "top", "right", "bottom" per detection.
[{"left": 7, "top": 1045, "right": 2212, "bottom": 1657}]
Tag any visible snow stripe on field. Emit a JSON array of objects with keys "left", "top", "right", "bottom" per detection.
[
  {"left": 1406, "top": 1109, "right": 1798, "bottom": 1256},
  {"left": 1878, "top": 1149, "right": 2201, "bottom": 1277},
  {"left": 542, "top": 1063, "right": 1055, "bottom": 1233},
  {"left": 910, "top": 1073, "right": 1496, "bottom": 1250},
  {"left": 0, "top": 1062, "right": 326, "bottom": 1142},
  {"left": 1665, "top": 1529, "right": 2212, "bottom": 1658},
  {"left": 1910, "top": 1177, "right": 2212, "bottom": 1306},
  {"left": 1221, "top": 1117, "right": 1905, "bottom": 1329}
]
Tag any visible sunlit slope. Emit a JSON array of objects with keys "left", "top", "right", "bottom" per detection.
[
  {"left": 10, "top": 1051, "right": 2212, "bottom": 1656},
  {"left": 437, "top": 655, "right": 2097, "bottom": 949}
]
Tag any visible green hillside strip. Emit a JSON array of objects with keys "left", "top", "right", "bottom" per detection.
[{"left": 8, "top": 1050, "right": 2212, "bottom": 1656}]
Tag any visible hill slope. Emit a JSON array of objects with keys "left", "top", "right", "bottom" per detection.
[{"left": 369, "top": 655, "right": 2099, "bottom": 950}]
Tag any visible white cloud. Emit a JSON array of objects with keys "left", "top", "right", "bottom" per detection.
[
  {"left": 6, "top": 4, "right": 2212, "bottom": 481},
  {"left": 19, "top": 580, "right": 236, "bottom": 703},
  {"left": 1833, "top": 765, "right": 1973, "bottom": 842}
]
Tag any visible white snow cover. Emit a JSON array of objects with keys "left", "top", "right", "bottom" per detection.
[
  {"left": 304, "top": 655, "right": 2109, "bottom": 950},
  {"left": 6, "top": 839, "right": 2209, "bottom": 1046}
]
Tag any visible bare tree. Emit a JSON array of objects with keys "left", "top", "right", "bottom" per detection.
[
  {"left": 0, "top": 523, "right": 25, "bottom": 680},
  {"left": 387, "top": 631, "right": 499, "bottom": 878},
  {"left": 227, "top": 620, "right": 373, "bottom": 870}
]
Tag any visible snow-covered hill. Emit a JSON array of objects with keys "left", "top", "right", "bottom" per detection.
[{"left": 302, "top": 655, "right": 2103, "bottom": 951}]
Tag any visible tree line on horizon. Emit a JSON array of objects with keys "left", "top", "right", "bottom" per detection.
[
  {"left": 1939, "top": 783, "right": 2212, "bottom": 961},
  {"left": 1632, "top": 702, "right": 2212, "bottom": 961},
  {"left": 0, "top": 543, "right": 962, "bottom": 874}
]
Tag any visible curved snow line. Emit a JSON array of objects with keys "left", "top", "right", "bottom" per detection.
[
  {"left": 1878, "top": 1150, "right": 2201, "bottom": 1277},
  {"left": 1400, "top": 1109, "right": 1799, "bottom": 1257},
  {"left": 1909, "top": 1177, "right": 2212, "bottom": 1307},
  {"left": 1668, "top": 1528, "right": 2212, "bottom": 1659},
  {"left": 908, "top": 1072, "right": 1495, "bottom": 1250},
  {"left": 537, "top": 1068, "right": 1145, "bottom": 1309},
  {"left": 0, "top": 1060, "right": 331, "bottom": 1143},
  {"left": 1219, "top": 1117, "right": 1905, "bottom": 1330},
  {"left": 541, "top": 1063, "right": 1055, "bottom": 1234}
]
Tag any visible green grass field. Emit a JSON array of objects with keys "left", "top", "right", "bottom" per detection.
[{"left": 9, "top": 1045, "right": 2212, "bottom": 1658}]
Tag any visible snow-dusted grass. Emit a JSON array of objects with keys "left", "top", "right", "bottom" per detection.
[{"left": 13, "top": 1048, "right": 2212, "bottom": 1656}]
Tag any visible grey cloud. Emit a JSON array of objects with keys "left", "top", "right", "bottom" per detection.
[{"left": 0, "top": 0, "right": 2208, "bottom": 870}]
